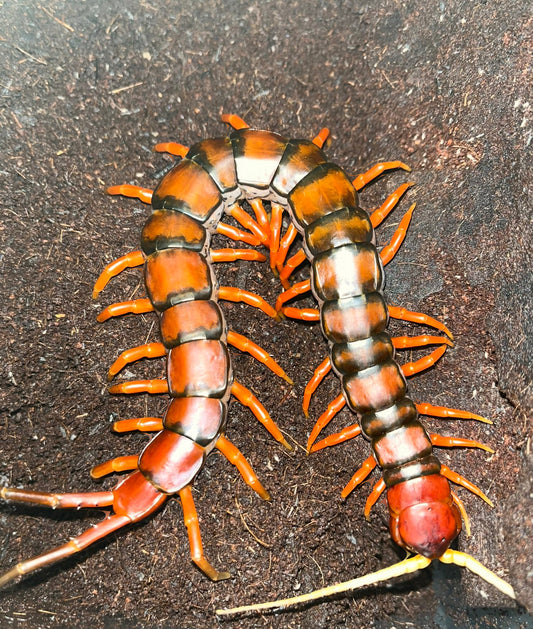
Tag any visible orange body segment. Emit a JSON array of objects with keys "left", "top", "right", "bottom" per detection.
[
  {"left": 289, "top": 164, "right": 357, "bottom": 227},
  {"left": 167, "top": 340, "right": 230, "bottom": 398},
  {"left": 145, "top": 249, "right": 212, "bottom": 311},
  {"left": 151, "top": 159, "right": 222, "bottom": 221},
  {"left": 139, "top": 431, "right": 205, "bottom": 494}
]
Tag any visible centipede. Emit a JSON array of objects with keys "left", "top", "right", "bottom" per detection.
[
  {"left": 1, "top": 114, "right": 515, "bottom": 609},
  {"left": 0, "top": 113, "right": 299, "bottom": 586},
  {"left": 213, "top": 114, "right": 515, "bottom": 615}
]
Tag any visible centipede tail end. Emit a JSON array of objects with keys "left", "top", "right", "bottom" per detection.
[{"left": 215, "top": 551, "right": 515, "bottom": 616}]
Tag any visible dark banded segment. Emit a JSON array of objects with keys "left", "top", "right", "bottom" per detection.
[
  {"left": 151, "top": 159, "right": 223, "bottom": 222},
  {"left": 187, "top": 137, "right": 238, "bottom": 196},
  {"left": 321, "top": 293, "right": 388, "bottom": 344},
  {"left": 331, "top": 333, "right": 394, "bottom": 375},
  {"left": 144, "top": 249, "right": 212, "bottom": 311},
  {"left": 271, "top": 139, "right": 327, "bottom": 197},
  {"left": 372, "top": 422, "right": 432, "bottom": 469},
  {"left": 304, "top": 207, "right": 373, "bottom": 256},
  {"left": 288, "top": 163, "right": 357, "bottom": 228},
  {"left": 360, "top": 399, "right": 419, "bottom": 438},
  {"left": 160, "top": 300, "right": 224, "bottom": 348},
  {"left": 312, "top": 243, "right": 383, "bottom": 302},
  {"left": 343, "top": 361, "right": 407, "bottom": 414},
  {"left": 141, "top": 210, "right": 206, "bottom": 255},
  {"left": 163, "top": 397, "right": 226, "bottom": 446},
  {"left": 230, "top": 129, "right": 288, "bottom": 190},
  {"left": 383, "top": 455, "right": 442, "bottom": 487}
]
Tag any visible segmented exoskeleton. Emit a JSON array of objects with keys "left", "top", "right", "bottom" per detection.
[
  {"left": 214, "top": 114, "right": 515, "bottom": 615},
  {"left": 1, "top": 115, "right": 514, "bottom": 605},
  {"left": 0, "top": 114, "right": 308, "bottom": 586}
]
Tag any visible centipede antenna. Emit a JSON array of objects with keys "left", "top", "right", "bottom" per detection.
[
  {"left": 439, "top": 549, "right": 515, "bottom": 600},
  {"left": 216, "top": 554, "right": 432, "bottom": 616}
]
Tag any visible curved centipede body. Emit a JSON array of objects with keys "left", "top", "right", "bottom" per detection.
[
  {"left": 0, "top": 116, "right": 316, "bottom": 586},
  {"left": 215, "top": 114, "right": 515, "bottom": 615},
  {"left": 0, "top": 114, "right": 514, "bottom": 606}
]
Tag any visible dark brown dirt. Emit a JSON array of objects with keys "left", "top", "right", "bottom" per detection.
[{"left": 0, "top": 1, "right": 531, "bottom": 628}]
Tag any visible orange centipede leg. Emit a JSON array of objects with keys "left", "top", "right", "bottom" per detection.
[
  {"left": 249, "top": 198, "right": 271, "bottom": 234},
  {"left": 97, "top": 298, "right": 154, "bottom": 323},
  {"left": 303, "top": 356, "right": 332, "bottom": 417},
  {"left": 226, "top": 204, "right": 269, "bottom": 245},
  {"left": 352, "top": 161, "right": 411, "bottom": 192},
  {"left": 430, "top": 434, "right": 494, "bottom": 453},
  {"left": 221, "top": 113, "right": 250, "bottom": 130},
  {"left": 364, "top": 478, "right": 386, "bottom": 520},
  {"left": 216, "top": 435, "right": 270, "bottom": 500},
  {"left": 113, "top": 417, "right": 164, "bottom": 433},
  {"left": 227, "top": 330, "right": 293, "bottom": 384},
  {"left": 341, "top": 454, "right": 377, "bottom": 499},
  {"left": 218, "top": 286, "right": 279, "bottom": 320},
  {"left": 231, "top": 381, "right": 292, "bottom": 451},
  {"left": 416, "top": 402, "right": 491, "bottom": 424},
  {"left": 275, "top": 279, "right": 312, "bottom": 313},
  {"left": 388, "top": 305, "right": 453, "bottom": 340},
  {"left": 282, "top": 306, "right": 320, "bottom": 322},
  {"left": 93, "top": 250, "right": 145, "bottom": 298},
  {"left": 307, "top": 393, "right": 346, "bottom": 452},
  {"left": 106, "top": 184, "right": 153, "bottom": 204},
  {"left": 179, "top": 485, "right": 231, "bottom": 581},
  {"left": 392, "top": 334, "right": 454, "bottom": 350},
  {"left": 0, "top": 511, "right": 130, "bottom": 588},
  {"left": 369, "top": 182, "right": 415, "bottom": 228},
  {"left": 279, "top": 248, "right": 307, "bottom": 289},
  {"left": 310, "top": 422, "right": 362, "bottom": 453},
  {"left": 312, "top": 127, "right": 330, "bottom": 148},
  {"left": 108, "top": 379, "right": 168, "bottom": 395},
  {"left": 379, "top": 203, "right": 416, "bottom": 266},
  {"left": 210, "top": 248, "right": 266, "bottom": 263},
  {"left": 401, "top": 345, "right": 448, "bottom": 378},
  {"left": 108, "top": 342, "right": 166, "bottom": 380},
  {"left": 0, "top": 487, "right": 114, "bottom": 510},
  {"left": 90, "top": 455, "right": 139, "bottom": 479},
  {"left": 275, "top": 223, "right": 298, "bottom": 270},
  {"left": 269, "top": 203, "right": 284, "bottom": 272},
  {"left": 216, "top": 222, "right": 261, "bottom": 247},
  {"left": 440, "top": 465, "right": 494, "bottom": 507},
  {"left": 153, "top": 142, "right": 189, "bottom": 157}
]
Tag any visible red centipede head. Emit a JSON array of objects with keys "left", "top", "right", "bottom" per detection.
[{"left": 387, "top": 475, "right": 462, "bottom": 559}]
